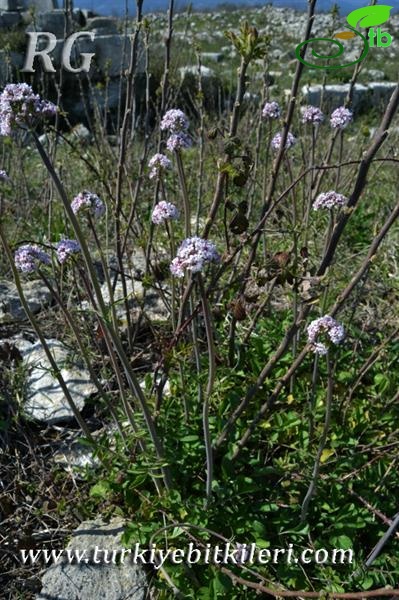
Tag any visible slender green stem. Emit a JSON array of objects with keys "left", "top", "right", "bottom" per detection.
[
  {"left": 87, "top": 214, "right": 118, "bottom": 332},
  {"left": 301, "top": 352, "right": 333, "bottom": 522},
  {"left": 175, "top": 150, "right": 191, "bottom": 238},
  {"left": 197, "top": 274, "right": 216, "bottom": 504},
  {"left": 165, "top": 220, "right": 176, "bottom": 330}
]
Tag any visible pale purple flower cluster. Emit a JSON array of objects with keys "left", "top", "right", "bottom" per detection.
[
  {"left": 56, "top": 239, "right": 81, "bottom": 264},
  {"left": 166, "top": 132, "right": 192, "bottom": 152},
  {"left": 160, "top": 108, "right": 192, "bottom": 153},
  {"left": 160, "top": 109, "right": 189, "bottom": 133},
  {"left": 307, "top": 315, "right": 345, "bottom": 355},
  {"left": 14, "top": 244, "right": 50, "bottom": 273},
  {"left": 301, "top": 105, "right": 324, "bottom": 125},
  {"left": 271, "top": 131, "right": 296, "bottom": 151},
  {"left": 170, "top": 236, "right": 220, "bottom": 278},
  {"left": 71, "top": 191, "right": 105, "bottom": 218},
  {"left": 330, "top": 107, "right": 353, "bottom": 129},
  {"left": 148, "top": 153, "right": 172, "bottom": 179},
  {"left": 151, "top": 201, "right": 179, "bottom": 225},
  {"left": 0, "top": 83, "right": 56, "bottom": 136},
  {"left": 262, "top": 101, "right": 281, "bottom": 120},
  {"left": 313, "top": 190, "right": 347, "bottom": 211},
  {"left": 0, "top": 169, "right": 9, "bottom": 182}
]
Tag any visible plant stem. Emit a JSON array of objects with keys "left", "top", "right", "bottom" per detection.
[
  {"left": 175, "top": 150, "right": 191, "bottom": 238},
  {"left": 301, "top": 352, "right": 333, "bottom": 522},
  {"left": 197, "top": 274, "right": 216, "bottom": 504}
]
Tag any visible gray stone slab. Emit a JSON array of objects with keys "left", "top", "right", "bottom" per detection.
[
  {"left": 86, "top": 16, "right": 119, "bottom": 35},
  {"left": 36, "top": 519, "right": 148, "bottom": 600},
  {"left": 26, "top": 9, "right": 66, "bottom": 39},
  {"left": 0, "top": 0, "right": 18, "bottom": 10},
  {"left": 301, "top": 83, "right": 393, "bottom": 113},
  {"left": 24, "top": 0, "right": 58, "bottom": 11},
  {"left": 93, "top": 34, "right": 132, "bottom": 78},
  {"left": 0, "top": 279, "right": 51, "bottom": 323},
  {"left": 0, "top": 11, "right": 21, "bottom": 27},
  {"left": 22, "top": 338, "right": 96, "bottom": 424}
]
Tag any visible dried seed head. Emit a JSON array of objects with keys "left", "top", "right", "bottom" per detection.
[
  {"left": 207, "top": 127, "right": 218, "bottom": 140},
  {"left": 229, "top": 211, "right": 249, "bottom": 234},
  {"left": 231, "top": 298, "right": 247, "bottom": 321}
]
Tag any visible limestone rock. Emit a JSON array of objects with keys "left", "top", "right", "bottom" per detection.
[
  {"left": 0, "top": 279, "right": 51, "bottom": 323},
  {"left": 0, "top": 0, "right": 18, "bottom": 10},
  {"left": 86, "top": 16, "right": 119, "bottom": 35},
  {"left": 302, "top": 82, "right": 396, "bottom": 113},
  {"left": 24, "top": 0, "right": 58, "bottom": 11},
  {"left": 179, "top": 65, "right": 215, "bottom": 79},
  {"left": 26, "top": 9, "right": 68, "bottom": 39},
  {"left": 0, "top": 10, "right": 21, "bottom": 28},
  {"left": 99, "top": 278, "right": 169, "bottom": 326},
  {"left": 201, "top": 51, "right": 224, "bottom": 62},
  {"left": 36, "top": 518, "right": 148, "bottom": 600},
  {"left": 93, "top": 34, "right": 133, "bottom": 78},
  {"left": 70, "top": 122, "right": 92, "bottom": 143},
  {"left": 22, "top": 339, "right": 96, "bottom": 424},
  {"left": 364, "top": 68, "right": 386, "bottom": 82}
]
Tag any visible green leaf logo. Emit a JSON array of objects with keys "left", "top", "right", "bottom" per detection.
[{"left": 346, "top": 5, "right": 393, "bottom": 29}]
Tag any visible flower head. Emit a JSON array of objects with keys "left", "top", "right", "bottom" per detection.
[
  {"left": 170, "top": 236, "right": 220, "bottom": 278},
  {"left": 262, "top": 101, "right": 281, "bottom": 120},
  {"left": 301, "top": 105, "right": 324, "bottom": 125},
  {"left": 313, "top": 190, "right": 347, "bottom": 211},
  {"left": 148, "top": 153, "right": 172, "bottom": 179},
  {"left": 14, "top": 244, "right": 50, "bottom": 273},
  {"left": 56, "top": 239, "right": 81, "bottom": 264},
  {"left": 160, "top": 109, "right": 189, "bottom": 133},
  {"left": 166, "top": 132, "right": 192, "bottom": 152},
  {"left": 307, "top": 315, "right": 345, "bottom": 355},
  {"left": 71, "top": 191, "right": 105, "bottom": 218},
  {"left": 152, "top": 201, "right": 179, "bottom": 225},
  {"left": 0, "top": 169, "right": 9, "bottom": 182},
  {"left": 0, "top": 83, "right": 56, "bottom": 136},
  {"left": 330, "top": 107, "right": 353, "bottom": 129},
  {"left": 271, "top": 131, "right": 296, "bottom": 151}
]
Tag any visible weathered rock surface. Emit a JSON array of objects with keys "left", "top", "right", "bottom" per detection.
[
  {"left": 0, "top": 10, "right": 21, "bottom": 27},
  {"left": 99, "top": 277, "right": 169, "bottom": 326},
  {"left": 0, "top": 279, "right": 51, "bottom": 323},
  {"left": 86, "top": 16, "right": 119, "bottom": 35},
  {"left": 36, "top": 518, "right": 148, "bottom": 600},
  {"left": 302, "top": 82, "right": 397, "bottom": 113},
  {"left": 26, "top": 9, "right": 69, "bottom": 38},
  {"left": 201, "top": 51, "right": 224, "bottom": 62},
  {"left": 24, "top": 0, "right": 58, "bottom": 11},
  {"left": 22, "top": 338, "right": 96, "bottom": 424},
  {"left": 0, "top": 0, "right": 18, "bottom": 10},
  {"left": 53, "top": 431, "right": 100, "bottom": 471},
  {"left": 179, "top": 65, "right": 215, "bottom": 80}
]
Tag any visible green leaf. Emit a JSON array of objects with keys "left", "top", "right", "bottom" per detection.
[
  {"left": 180, "top": 434, "right": 200, "bottom": 443},
  {"left": 281, "top": 523, "right": 309, "bottom": 535},
  {"left": 212, "top": 571, "right": 232, "bottom": 594},
  {"left": 346, "top": 5, "right": 393, "bottom": 29},
  {"left": 90, "top": 480, "right": 111, "bottom": 498},
  {"left": 361, "top": 576, "right": 375, "bottom": 590}
]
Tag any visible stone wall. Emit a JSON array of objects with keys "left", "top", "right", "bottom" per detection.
[{"left": 302, "top": 83, "right": 397, "bottom": 114}]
